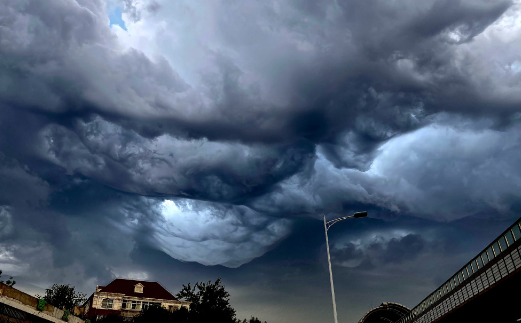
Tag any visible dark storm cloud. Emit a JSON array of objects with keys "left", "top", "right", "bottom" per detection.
[
  {"left": 0, "top": 153, "right": 49, "bottom": 208},
  {"left": 332, "top": 234, "right": 426, "bottom": 267},
  {"left": 0, "top": 177, "right": 146, "bottom": 286},
  {"left": 1, "top": 2, "right": 521, "bottom": 321},
  {"left": 1, "top": 0, "right": 516, "bottom": 152},
  {"left": 39, "top": 117, "right": 315, "bottom": 202},
  {"left": 338, "top": 0, "right": 512, "bottom": 54}
]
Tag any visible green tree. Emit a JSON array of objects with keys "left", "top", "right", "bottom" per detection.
[
  {"left": 176, "top": 278, "right": 237, "bottom": 323},
  {"left": 0, "top": 270, "right": 15, "bottom": 287},
  {"left": 37, "top": 284, "right": 86, "bottom": 312}
]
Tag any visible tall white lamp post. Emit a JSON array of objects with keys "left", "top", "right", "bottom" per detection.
[{"left": 323, "top": 211, "right": 368, "bottom": 323}]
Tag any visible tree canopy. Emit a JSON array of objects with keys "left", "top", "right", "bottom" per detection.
[
  {"left": 0, "top": 270, "right": 15, "bottom": 287},
  {"left": 131, "top": 305, "right": 190, "bottom": 323},
  {"left": 176, "top": 278, "right": 237, "bottom": 323},
  {"left": 37, "top": 284, "right": 86, "bottom": 312},
  {"left": 38, "top": 278, "right": 265, "bottom": 323},
  {"left": 125, "top": 278, "right": 266, "bottom": 323},
  {"left": 239, "top": 317, "right": 267, "bottom": 323}
]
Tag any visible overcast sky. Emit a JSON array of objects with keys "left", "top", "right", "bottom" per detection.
[{"left": 1, "top": 0, "right": 521, "bottom": 322}]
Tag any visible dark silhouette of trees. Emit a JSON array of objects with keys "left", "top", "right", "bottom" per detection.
[
  {"left": 239, "top": 317, "right": 267, "bottom": 323},
  {"left": 96, "top": 313, "right": 125, "bottom": 323},
  {"left": 130, "top": 305, "right": 191, "bottom": 323},
  {"left": 0, "top": 270, "right": 16, "bottom": 287},
  {"left": 37, "top": 284, "right": 86, "bottom": 312},
  {"left": 133, "top": 279, "right": 265, "bottom": 323},
  {"left": 176, "top": 278, "right": 237, "bottom": 323},
  {"left": 170, "top": 306, "right": 190, "bottom": 323},
  {"left": 36, "top": 278, "right": 266, "bottom": 323},
  {"left": 133, "top": 305, "right": 174, "bottom": 323}
]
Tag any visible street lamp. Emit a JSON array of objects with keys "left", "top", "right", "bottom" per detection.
[{"left": 323, "top": 211, "right": 367, "bottom": 323}]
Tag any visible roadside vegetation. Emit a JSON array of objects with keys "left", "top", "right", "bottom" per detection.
[{"left": 37, "top": 278, "right": 266, "bottom": 323}]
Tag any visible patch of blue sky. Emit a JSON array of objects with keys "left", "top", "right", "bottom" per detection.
[{"left": 108, "top": 6, "right": 127, "bottom": 31}]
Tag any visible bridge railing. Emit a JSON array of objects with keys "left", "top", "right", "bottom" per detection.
[{"left": 396, "top": 217, "right": 521, "bottom": 323}]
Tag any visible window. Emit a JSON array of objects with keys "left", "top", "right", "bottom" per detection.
[
  {"left": 101, "top": 298, "right": 113, "bottom": 309},
  {"left": 476, "top": 256, "right": 484, "bottom": 269},
  {"left": 481, "top": 252, "right": 488, "bottom": 265},
  {"left": 487, "top": 246, "right": 495, "bottom": 259},
  {"left": 134, "top": 284, "right": 144, "bottom": 293},
  {"left": 498, "top": 237, "right": 507, "bottom": 252},
  {"left": 169, "top": 305, "right": 174, "bottom": 312},
  {"left": 142, "top": 302, "right": 161, "bottom": 310},
  {"left": 505, "top": 231, "right": 514, "bottom": 247},
  {"left": 512, "top": 225, "right": 521, "bottom": 241},
  {"left": 467, "top": 264, "right": 474, "bottom": 276},
  {"left": 492, "top": 241, "right": 501, "bottom": 255},
  {"left": 131, "top": 301, "right": 141, "bottom": 310}
]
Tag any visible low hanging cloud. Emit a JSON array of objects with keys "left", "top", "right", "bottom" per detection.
[
  {"left": 331, "top": 233, "right": 426, "bottom": 268},
  {"left": 0, "top": 154, "right": 50, "bottom": 209},
  {"left": 251, "top": 119, "right": 521, "bottom": 220},
  {"left": 38, "top": 117, "right": 315, "bottom": 202},
  {"left": 152, "top": 199, "right": 292, "bottom": 267},
  {"left": 1, "top": 0, "right": 521, "bottom": 282},
  {"left": 365, "top": 120, "right": 521, "bottom": 219}
]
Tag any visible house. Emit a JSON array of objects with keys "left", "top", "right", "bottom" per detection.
[{"left": 84, "top": 279, "right": 190, "bottom": 321}]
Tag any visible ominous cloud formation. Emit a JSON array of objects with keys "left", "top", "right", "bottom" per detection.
[
  {"left": 332, "top": 233, "right": 426, "bottom": 267},
  {"left": 1, "top": 0, "right": 521, "bottom": 322}
]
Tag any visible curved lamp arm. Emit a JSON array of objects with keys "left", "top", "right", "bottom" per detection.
[{"left": 325, "top": 211, "right": 367, "bottom": 231}]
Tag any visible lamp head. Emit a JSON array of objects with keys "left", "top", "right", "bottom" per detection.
[{"left": 353, "top": 211, "right": 368, "bottom": 218}]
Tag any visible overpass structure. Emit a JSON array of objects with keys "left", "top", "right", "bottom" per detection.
[{"left": 360, "top": 217, "right": 521, "bottom": 323}]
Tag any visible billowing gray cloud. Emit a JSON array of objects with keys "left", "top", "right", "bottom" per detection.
[
  {"left": 332, "top": 233, "right": 426, "bottom": 267},
  {"left": 38, "top": 117, "right": 315, "bottom": 202},
  {"left": 1, "top": 0, "right": 520, "bottom": 266},
  {"left": 250, "top": 119, "right": 521, "bottom": 221},
  {"left": 151, "top": 199, "right": 292, "bottom": 267},
  {"left": 1, "top": 1, "right": 521, "bottom": 322},
  {"left": 0, "top": 153, "right": 50, "bottom": 208}
]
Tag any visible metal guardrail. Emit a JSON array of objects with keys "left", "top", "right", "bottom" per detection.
[{"left": 396, "top": 217, "right": 521, "bottom": 323}]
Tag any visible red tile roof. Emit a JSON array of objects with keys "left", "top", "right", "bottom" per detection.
[{"left": 99, "top": 279, "right": 178, "bottom": 301}]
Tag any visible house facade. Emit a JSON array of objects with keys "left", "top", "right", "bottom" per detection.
[{"left": 84, "top": 279, "right": 190, "bottom": 320}]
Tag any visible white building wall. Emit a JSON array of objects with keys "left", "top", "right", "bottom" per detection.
[{"left": 92, "top": 292, "right": 190, "bottom": 312}]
